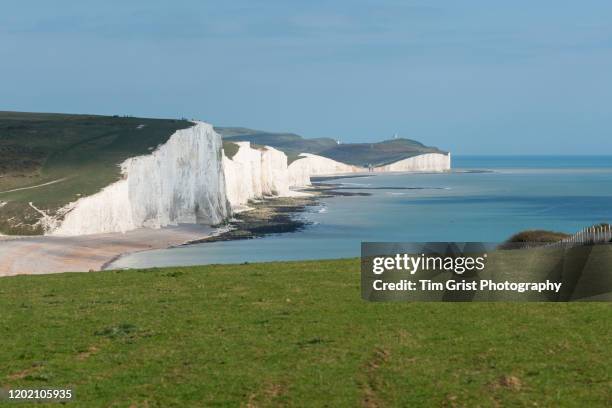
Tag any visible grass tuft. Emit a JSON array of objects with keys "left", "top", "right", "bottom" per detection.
[{"left": 94, "top": 323, "right": 138, "bottom": 339}]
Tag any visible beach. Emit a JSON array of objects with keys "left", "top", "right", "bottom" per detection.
[{"left": 0, "top": 224, "right": 221, "bottom": 277}]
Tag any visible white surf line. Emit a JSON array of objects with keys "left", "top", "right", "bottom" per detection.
[{"left": 0, "top": 178, "right": 68, "bottom": 194}]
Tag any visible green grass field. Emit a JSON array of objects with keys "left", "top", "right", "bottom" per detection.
[
  {"left": 0, "top": 259, "right": 609, "bottom": 407},
  {"left": 0, "top": 112, "right": 191, "bottom": 235}
]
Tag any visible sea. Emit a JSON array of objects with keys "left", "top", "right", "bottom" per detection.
[{"left": 108, "top": 155, "right": 612, "bottom": 269}]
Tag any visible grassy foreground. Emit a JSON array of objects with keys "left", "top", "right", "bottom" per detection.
[{"left": 0, "top": 259, "right": 610, "bottom": 407}]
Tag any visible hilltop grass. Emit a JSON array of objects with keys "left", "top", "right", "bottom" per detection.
[
  {"left": 216, "top": 127, "right": 337, "bottom": 158},
  {"left": 222, "top": 139, "right": 304, "bottom": 164},
  {"left": 0, "top": 259, "right": 609, "bottom": 407},
  {"left": 0, "top": 112, "right": 191, "bottom": 234},
  {"left": 222, "top": 140, "right": 240, "bottom": 160},
  {"left": 286, "top": 151, "right": 305, "bottom": 164}
]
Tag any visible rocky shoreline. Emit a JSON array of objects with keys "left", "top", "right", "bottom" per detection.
[{"left": 190, "top": 181, "right": 371, "bottom": 244}]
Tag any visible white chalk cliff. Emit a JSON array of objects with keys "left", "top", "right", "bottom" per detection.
[
  {"left": 41, "top": 121, "right": 450, "bottom": 236},
  {"left": 51, "top": 122, "right": 230, "bottom": 236},
  {"left": 285, "top": 152, "right": 450, "bottom": 187},
  {"left": 222, "top": 145, "right": 376, "bottom": 208},
  {"left": 287, "top": 153, "right": 364, "bottom": 187},
  {"left": 222, "top": 142, "right": 297, "bottom": 210},
  {"left": 373, "top": 153, "right": 451, "bottom": 173}
]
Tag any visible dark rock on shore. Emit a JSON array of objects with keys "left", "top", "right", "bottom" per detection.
[{"left": 189, "top": 184, "right": 369, "bottom": 244}]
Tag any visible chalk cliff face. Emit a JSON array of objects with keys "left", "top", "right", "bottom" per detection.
[
  {"left": 223, "top": 142, "right": 294, "bottom": 209},
  {"left": 46, "top": 122, "right": 450, "bottom": 236},
  {"left": 260, "top": 146, "right": 291, "bottom": 197},
  {"left": 51, "top": 122, "right": 230, "bottom": 236},
  {"left": 373, "top": 153, "right": 451, "bottom": 173},
  {"left": 287, "top": 153, "right": 364, "bottom": 187},
  {"left": 286, "top": 152, "right": 451, "bottom": 186},
  {"left": 223, "top": 142, "right": 263, "bottom": 209}
]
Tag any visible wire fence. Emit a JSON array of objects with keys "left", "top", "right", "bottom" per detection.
[{"left": 546, "top": 224, "right": 612, "bottom": 249}]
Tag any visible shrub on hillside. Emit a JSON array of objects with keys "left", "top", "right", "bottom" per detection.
[{"left": 499, "top": 230, "right": 570, "bottom": 249}]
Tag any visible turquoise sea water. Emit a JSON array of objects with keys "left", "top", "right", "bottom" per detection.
[{"left": 109, "top": 156, "right": 612, "bottom": 269}]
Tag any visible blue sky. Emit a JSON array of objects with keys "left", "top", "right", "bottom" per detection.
[{"left": 1, "top": 1, "right": 611, "bottom": 154}]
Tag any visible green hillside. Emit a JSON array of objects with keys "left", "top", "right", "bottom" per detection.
[
  {"left": 0, "top": 111, "right": 191, "bottom": 235},
  {"left": 318, "top": 138, "right": 446, "bottom": 167},
  {"left": 216, "top": 127, "right": 338, "bottom": 157},
  {"left": 0, "top": 258, "right": 609, "bottom": 406},
  {"left": 215, "top": 127, "right": 447, "bottom": 167}
]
